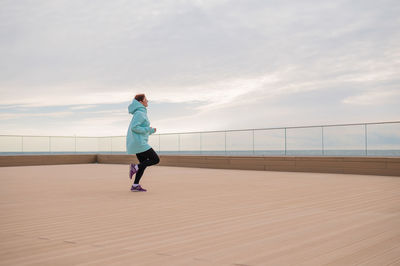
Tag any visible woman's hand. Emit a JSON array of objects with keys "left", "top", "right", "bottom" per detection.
[{"left": 152, "top": 127, "right": 157, "bottom": 133}]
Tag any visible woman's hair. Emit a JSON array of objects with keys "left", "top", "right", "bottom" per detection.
[{"left": 135, "top": 94, "right": 146, "bottom": 102}]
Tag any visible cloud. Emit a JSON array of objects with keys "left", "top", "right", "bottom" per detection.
[
  {"left": 1, "top": 0, "right": 399, "bottom": 136},
  {"left": 0, "top": 111, "right": 74, "bottom": 120},
  {"left": 69, "top": 105, "right": 99, "bottom": 110},
  {"left": 343, "top": 89, "right": 400, "bottom": 105},
  {"left": 0, "top": 89, "right": 133, "bottom": 107}
]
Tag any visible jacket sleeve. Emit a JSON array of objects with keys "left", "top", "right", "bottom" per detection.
[{"left": 131, "top": 112, "right": 152, "bottom": 134}]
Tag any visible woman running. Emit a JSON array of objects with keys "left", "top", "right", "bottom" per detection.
[{"left": 126, "top": 94, "right": 160, "bottom": 192}]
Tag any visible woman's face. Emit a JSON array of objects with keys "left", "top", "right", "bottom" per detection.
[{"left": 141, "top": 97, "right": 148, "bottom": 107}]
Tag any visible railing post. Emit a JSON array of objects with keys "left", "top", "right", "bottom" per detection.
[
  {"left": 224, "top": 131, "right": 227, "bottom": 155},
  {"left": 322, "top": 126, "right": 324, "bottom": 156},
  {"left": 158, "top": 134, "right": 161, "bottom": 154},
  {"left": 365, "top": 124, "right": 368, "bottom": 156},
  {"left": 21, "top": 136, "right": 24, "bottom": 153},
  {"left": 284, "top": 128, "right": 287, "bottom": 156},
  {"left": 74, "top": 135, "right": 77, "bottom": 153},
  {"left": 252, "top": 129, "right": 255, "bottom": 155},
  {"left": 178, "top": 134, "right": 180, "bottom": 154},
  {"left": 200, "top": 133, "right": 202, "bottom": 155},
  {"left": 111, "top": 137, "right": 113, "bottom": 154},
  {"left": 49, "top": 136, "right": 51, "bottom": 153}
]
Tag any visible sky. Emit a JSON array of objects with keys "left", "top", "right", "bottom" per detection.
[{"left": 0, "top": 0, "right": 399, "bottom": 136}]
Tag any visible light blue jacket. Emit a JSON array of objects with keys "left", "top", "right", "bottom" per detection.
[{"left": 126, "top": 99, "right": 155, "bottom": 154}]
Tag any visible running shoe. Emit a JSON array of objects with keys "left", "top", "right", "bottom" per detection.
[
  {"left": 131, "top": 185, "right": 147, "bottom": 192},
  {"left": 129, "top": 164, "right": 138, "bottom": 179}
]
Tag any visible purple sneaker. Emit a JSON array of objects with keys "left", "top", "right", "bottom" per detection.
[
  {"left": 131, "top": 185, "right": 147, "bottom": 192},
  {"left": 129, "top": 164, "right": 138, "bottom": 179}
]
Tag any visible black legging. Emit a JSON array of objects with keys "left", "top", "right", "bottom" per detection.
[{"left": 134, "top": 148, "right": 160, "bottom": 184}]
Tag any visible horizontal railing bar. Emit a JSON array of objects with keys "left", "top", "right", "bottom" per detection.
[
  {"left": 0, "top": 121, "right": 399, "bottom": 137},
  {"left": 153, "top": 120, "right": 400, "bottom": 135},
  {"left": 0, "top": 135, "right": 124, "bottom": 138}
]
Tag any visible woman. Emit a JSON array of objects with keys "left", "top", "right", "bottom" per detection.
[{"left": 126, "top": 94, "right": 160, "bottom": 192}]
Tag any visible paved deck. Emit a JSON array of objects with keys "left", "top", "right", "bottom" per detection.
[{"left": 1, "top": 164, "right": 400, "bottom": 266}]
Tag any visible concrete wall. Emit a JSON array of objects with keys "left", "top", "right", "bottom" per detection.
[
  {"left": 98, "top": 154, "right": 400, "bottom": 177},
  {"left": 96, "top": 154, "right": 137, "bottom": 164},
  {"left": 1, "top": 154, "right": 399, "bottom": 176},
  {"left": 0, "top": 154, "right": 97, "bottom": 167}
]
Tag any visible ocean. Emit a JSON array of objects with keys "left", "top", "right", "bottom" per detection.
[{"left": 1, "top": 150, "right": 400, "bottom": 157}]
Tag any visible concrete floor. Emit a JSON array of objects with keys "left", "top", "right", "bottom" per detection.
[{"left": 1, "top": 164, "right": 400, "bottom": 266}]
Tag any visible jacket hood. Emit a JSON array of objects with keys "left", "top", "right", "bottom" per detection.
[{"left": 128, "top": 99, "right": 146, "bottom": 114}]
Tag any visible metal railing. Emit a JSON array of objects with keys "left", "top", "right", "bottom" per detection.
[{"left": 1, "top": 121, "right": 399, "bottom": 157}]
